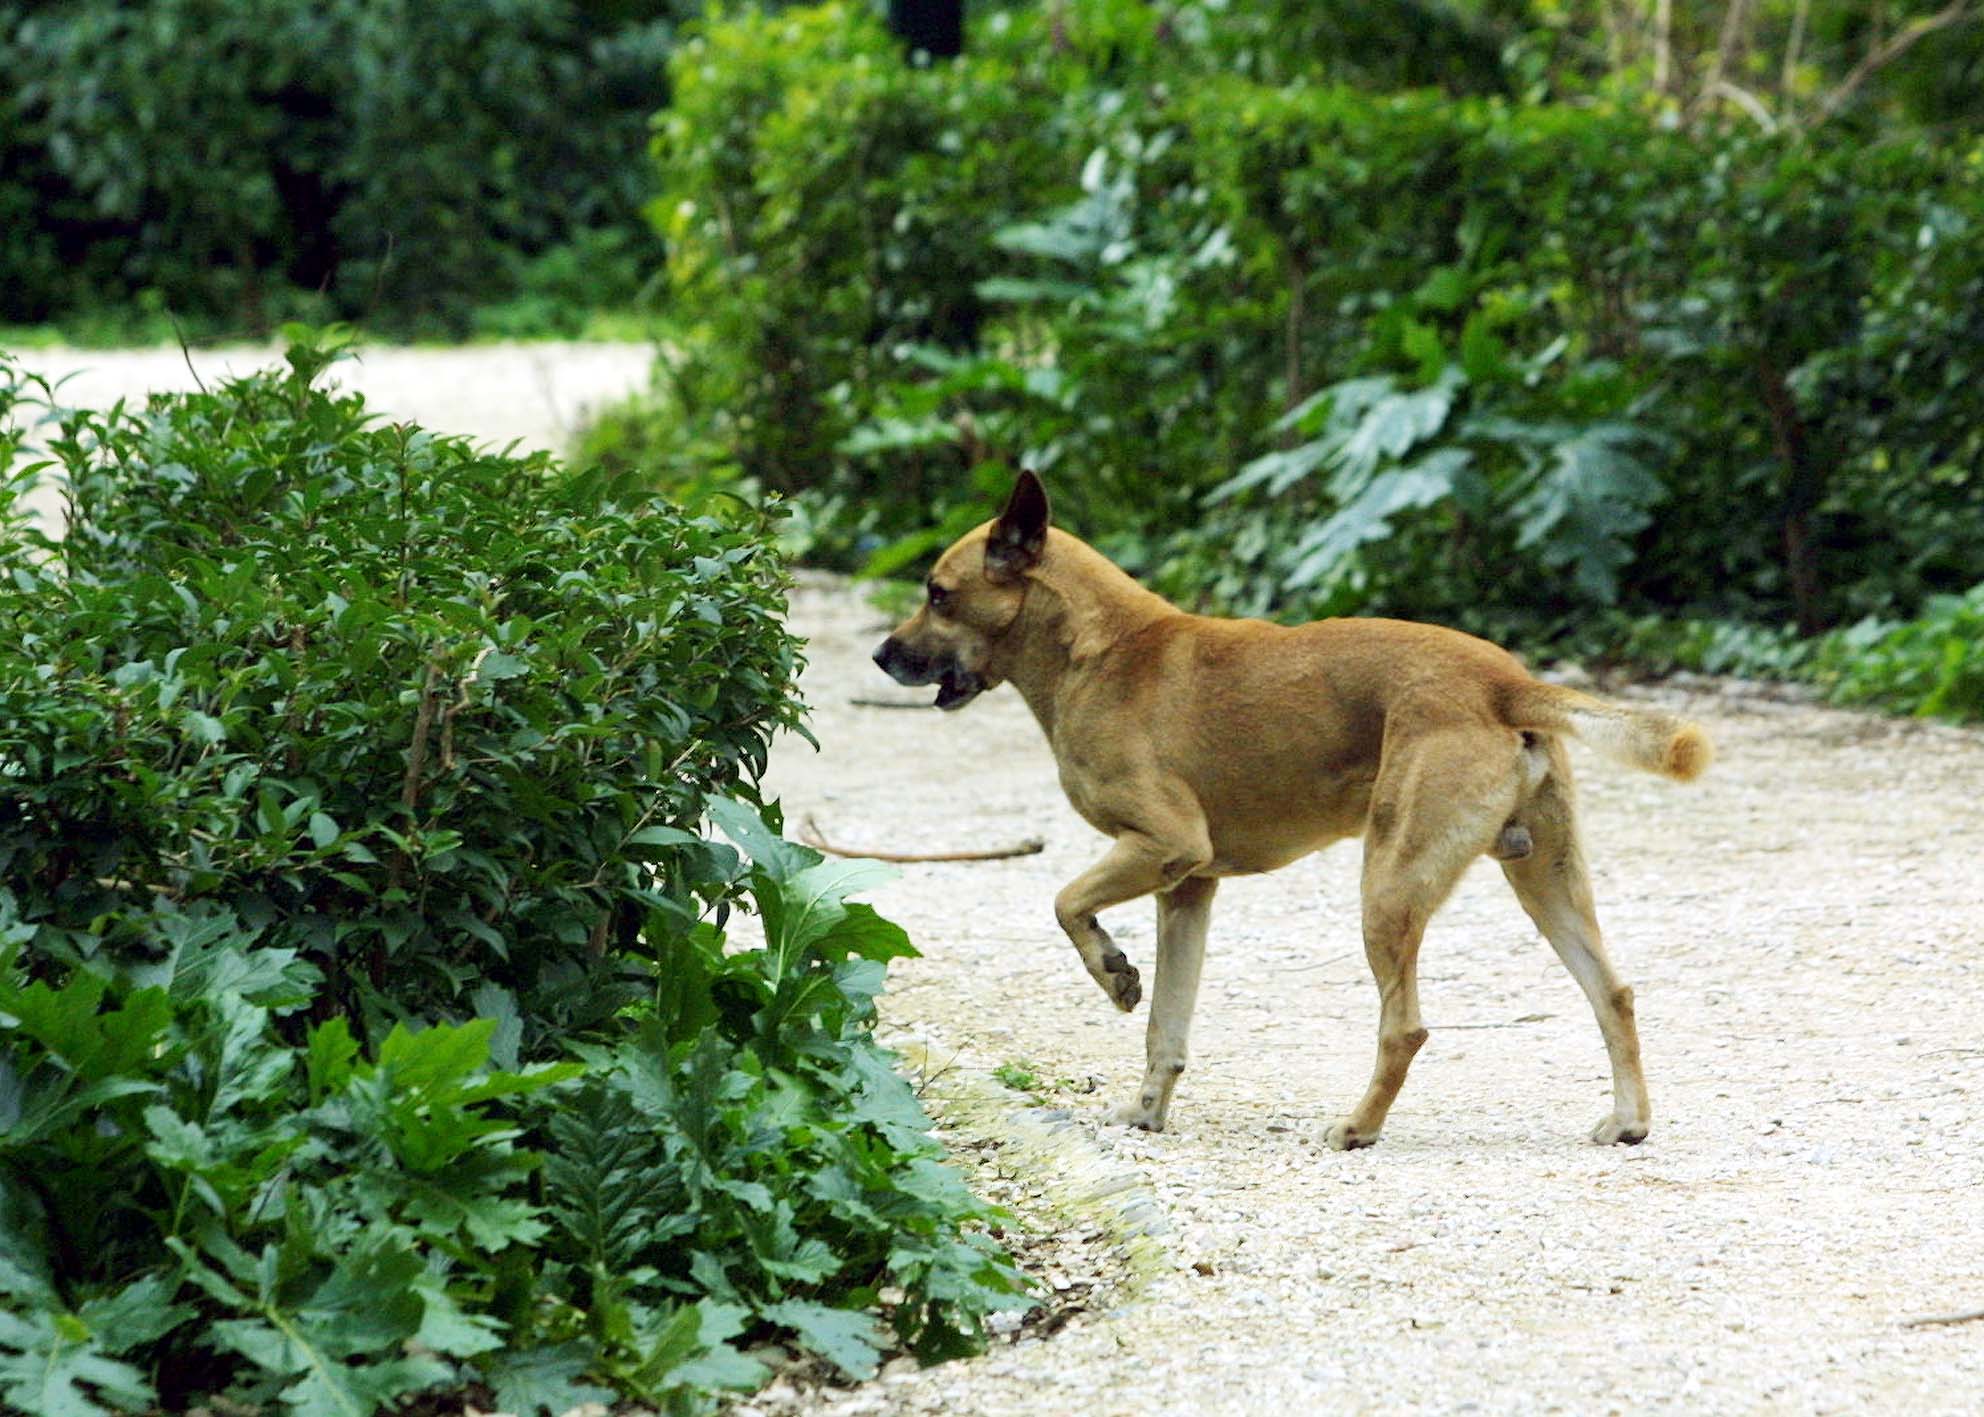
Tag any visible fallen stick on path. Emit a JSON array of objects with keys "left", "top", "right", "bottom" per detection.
[
  {"left": 800, "top": 814, "right": 1044, "bottom": 864},
  {"left": 1900, "top": 1307, "right": 1984, "bottom": 1329},
  {"left": 848, "top": 696, "right": 937, "bottom": 709}
]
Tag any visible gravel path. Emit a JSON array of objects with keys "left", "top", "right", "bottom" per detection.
[
  {"left": 760, "top": 575, "right": 1984, "bottom": 1417},
  {"left": 8, "top": 341, "right": 653, "bottom": 530}
]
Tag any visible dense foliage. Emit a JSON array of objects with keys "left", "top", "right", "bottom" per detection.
[
  {"left": 586, "top": 0, "right": 1984, "bottom": 716},
  {"left": 0, "top": 340, "right": 1026, "bottom": 1416},
  {"left": 0, "top": 0, "right": 681, "bottom": 337}
]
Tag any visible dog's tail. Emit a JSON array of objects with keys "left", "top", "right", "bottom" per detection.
[{"left": 1499, "top": 680, "right": 1713, "bottom": 782}]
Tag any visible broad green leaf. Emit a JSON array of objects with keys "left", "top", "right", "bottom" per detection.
[
  {"left": 475, "top": 650, "right": 529, "bottom": 682},
  {"left": 1285, "top": 448, "right": 1474, "bottom": 589},
  {"left": 760, "top": 1298, "right": 885, "bottom": 1381},
  {"left": 1508, "top": 422, "right": 1666, "bottom": 602},
  {"left": 815, "top": 901, "right": 918, "bottom": 964},
  {"left": 1, "top": 978, "right": 172, "bottom": 1084},
  {"left": 1329, "top": 368, "right": 1464, "bottom": 493},
  {"left": 469, "top": 981, "right": 522, "bottom": 1071},
  {"left": 75, "top": 1274, "right": 194, "bottom": 1357},
  {"left": 707, "top": 797, "right": 817, "bottom": 879},
  {"left": 482, "top": 1343, "right": 614, "bottom": 1417},
  {"left": 375, "top": 1018, "right": 496, "bottom": 1096},
  {"left": 305, "top": 1017, "right": 358, "bottom": 1102},
  {"left": 0, "top": 1308, "right": 155, "bottom": 1417},
  {"left": 411, "top": 1274, "right": 505, "bottom": 1357}
]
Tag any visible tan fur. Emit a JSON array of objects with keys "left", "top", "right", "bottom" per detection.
[{"left": 874, "top": 474, "right": 1712, "bottom": 1148}]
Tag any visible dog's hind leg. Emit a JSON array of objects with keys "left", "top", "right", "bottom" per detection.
[
  {"left": 1116, "top": 875, "right": 1218, "bottom": 1132},
  {"left": 1326, "top": 728, "right": 1516, "bottom": 1151},
  {"left": 1322, "top": 874, "right": 1445, "bottom": 1151},
  {"left": 1500, "top": 752, "right": 1652, "bottom": 1145},
  {"left": 1054, "top": 827, "right": 1212, "bottom": 1014}
]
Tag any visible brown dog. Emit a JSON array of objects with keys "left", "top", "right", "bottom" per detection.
[{"left": 874, "top": 472, "right": 1711, "bottom": 1148}]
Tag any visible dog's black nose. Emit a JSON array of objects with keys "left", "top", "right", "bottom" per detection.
[{"left": 872, "top": 638, "right": 895, "bottom": 670}]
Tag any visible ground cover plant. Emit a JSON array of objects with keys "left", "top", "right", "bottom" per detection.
[{"left": 0, "top": 335, "right": 1027, "bottom": 1416}]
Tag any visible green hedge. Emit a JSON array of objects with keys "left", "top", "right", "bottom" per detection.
[
  {"left": 613, "top": 3, "right": 1983, "bottom": 648},
  {"left": 0, "top": 337, "right": 1026, "bottom": 1416},
  {"left": 646, "top": 2, "right": 1075, "bottom": 509},
  {"left": 0, "top": 0, "right": 677, "bottom": 336}
]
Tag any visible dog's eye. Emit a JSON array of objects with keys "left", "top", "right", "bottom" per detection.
[{"left": 927, "top": 582, "right": 949, "bottom": 609}]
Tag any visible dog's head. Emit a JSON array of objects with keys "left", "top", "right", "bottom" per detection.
[{"left": 872, "top": 471, "right": 1049, "bottom": 710}]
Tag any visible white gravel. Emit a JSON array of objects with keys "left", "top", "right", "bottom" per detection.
[{"left": 760, "top": 575, "right": 1984, "bottom": 1417}]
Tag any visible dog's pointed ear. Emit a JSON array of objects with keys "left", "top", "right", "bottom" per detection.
[{"left": 985, "top": 471, "right": 1050, "bottom": 582}]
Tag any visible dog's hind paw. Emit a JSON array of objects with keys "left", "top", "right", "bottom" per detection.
[
  {"left": 1323, "top": 1119, "right": 1379, "bottom": 1151},
  {"left": 1590, "top": 1115, "right": 1649, "bottom": 1146},
  {"left": 1100, "top": 952, "right": 1142, "bottom": 1011},
  {"left": 1112, "top": 1100, "right": 1165, "bottom": 1132}
]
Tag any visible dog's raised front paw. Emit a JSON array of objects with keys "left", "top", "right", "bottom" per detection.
[
  {"left": 1100, "top": 951, "right": 1142, "bottom": 1012},
  {"left": 1589, "top": 1114, "right": 1649, "bottom": 1146},
  {"left": 1323, "top": 1118, "right": 1379, "bottom": 1151}
]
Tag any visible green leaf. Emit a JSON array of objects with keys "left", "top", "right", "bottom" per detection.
[
  {"left": 1330, "top": 368, "right": 1464, "bottom": 493},
  {"left": 0, "top": 1309, "right": 155, "bottom": 1417},
  {"left": 1413, "top": 265, "right": 1470, "bottom": 312},
  {"left": 1459, "top": 312, "right": 1510, "bottom": 383},
  {"left": 815, "top": 900, "right": 918, "bottom": 964},
  {"left": 476, "top": 651, "right": 529, "bottom": 682},
  {"left": 707, "top": 797, "right": 817, "bottom": 879},
  {"left": 760, "top": 1298, "right": 885, "bottom": 1380},
  {"left": 202, "top": 1232, "right": 448, "bottom": 1417},
  {"left": 375, "top": 1018, "right": 496, "bottom": 1096},
  {"left": 469, "top": 981, "right": 522, "bottom": 1072},
  {"left": 75, "top": 1275, "right": 194, "bottom": 1357},
  {"left": 305, "top": 1018, "right": 359, "bottom": 1102},
  {"left": 2, "top": 977, "right": 172, "bottom": 1083},
  {"left": 482, "top": 1343, "right": 614, "bottom": 1417},
  {"left": 183, "top": 710, "right": 227, "bottom": 746},
  {"left": 1285, "top": 448, "right": 1474, "bottom": 589},
  {"left": 135, "top": 905, "right": 313, "bottom": 1009},
  {"left": 1507, "top": 422, "right": 1666, "bottom": 602},
  {"left": 411, "top": 1274, "right": 505, "bottom": 1358}
]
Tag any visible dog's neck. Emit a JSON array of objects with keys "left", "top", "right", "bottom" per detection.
[{"left": 996, "top": 530, "right": 1175, "bottom": 740}]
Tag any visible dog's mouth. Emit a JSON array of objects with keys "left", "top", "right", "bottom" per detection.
[
  {"left": 875, "top": 636, "right": 988, "bottom": 710},
  {"left": 933, "top": 666, "right": 986, "bottom": 711}
]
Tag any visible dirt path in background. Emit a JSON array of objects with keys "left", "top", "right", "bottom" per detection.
[
  {"left": 8, "top": 341, "right": 653, "bottom": 531},
  {"left": 758, "top": 574, "right": 1984, "bottom": 1417}
]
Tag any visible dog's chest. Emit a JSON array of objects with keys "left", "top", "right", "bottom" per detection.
[{"left": 1053, "top": 752, "right": 1128, "bottom": 837}]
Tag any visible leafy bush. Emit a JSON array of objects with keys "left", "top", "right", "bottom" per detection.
[
  {"left": 641, "top": 1, "right": 1073, "bottom": 522},
  {"left": 1812, "top": 586, "right": 1984, "bottom": 719},
  {"left": 0, "top": 0, "right": 676, "bottom": 335},
  {"left": 625, "top": 6, "right": 1981, "bottom": 652},
  {"left": 0, "top": 338, "right": 1026, "bottom": 1416},
  {"left": 5, "top": 328, "right": 800, "bottom": 1036}
]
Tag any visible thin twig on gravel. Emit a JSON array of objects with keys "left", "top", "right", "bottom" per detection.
[
  {"left": 1900, "top": 1307, "right": 1984, "bottom": 1329},
  {"left": 799, "top": 813, "right": 1044, "bottom": 863},
  {"left": 849, "top": 696, "right": 938, "bottom": 709},
  {"left": 1274, "top": 952, "right": 1352, "bottom": 973}
]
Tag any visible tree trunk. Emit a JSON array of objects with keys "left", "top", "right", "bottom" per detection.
[
  {"left": 1756, "top": 354, "right": 1827, "bottom": 636},
  {"left": 1281, "top": 246, "right": 1305, "bottom": 447}
]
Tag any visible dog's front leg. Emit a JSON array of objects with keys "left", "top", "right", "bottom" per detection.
[
  {"left": 1116, "top": 875, "right": 1219, "bottom": 1132},
  {"left": 1052, "top": 830, "right": 1210, "bottom": 1014}
]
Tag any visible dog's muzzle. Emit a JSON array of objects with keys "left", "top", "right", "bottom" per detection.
[{"left": 872, "top": 637, "right": 987, "bottom": 711}]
